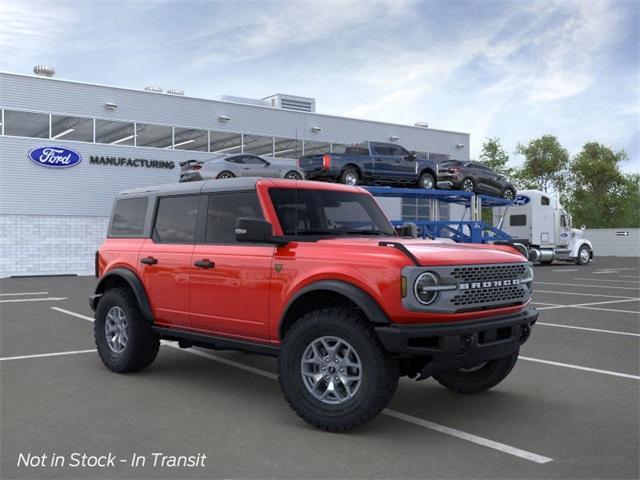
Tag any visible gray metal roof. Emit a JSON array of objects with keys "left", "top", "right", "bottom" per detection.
[{"left": 118, "top": 177, "right": 261, "bottom": 197}]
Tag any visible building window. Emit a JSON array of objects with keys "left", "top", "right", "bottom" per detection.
[
  {"left": 210, "top": 131, "right": 243, "bottom": 154},
  {"left": 273, "top": 137, "right": 302, "bottom": 159},
  {"left": 51, "top": 114, "right": 93, "bottom": 142},
  {"left": 95, "top": 119, "right": 135, "bottom": 145},
  {"left": 243, "top": 134, "right": 274, "bottom": 156},
  {"left": 3, "top": 110, "right": 49, "bottom": 138},
  {"left": 303, "top": 140, "right": 331, "bottom": 156},
  {"left": 173, "top": 127, "right": 208, "bottom": 151},
  {"left": 135, "top": 123, "right": 173, "bottom": 148}
]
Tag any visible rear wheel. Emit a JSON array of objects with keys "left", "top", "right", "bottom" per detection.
[
  {"left": 278, "top": 308, "right": 399, "bottom": 431},
  {"left": 216, "top": 171, "right": 235, "bottom": 179},
  {"left": 284, "top": 170, "right": 302, "bottom": 180},
  {"left": 462, "top": 178, "right": 475, "bottom": 192},
  {"left": 418, "top": 172, "right": 435, "bottom": 189},
  {"left": 340, "top": 168, "right": 359, "bottom": 186},
  {"left": 94, "top": 287, "right": 159, "bottom": 373},
  {"left": 433, "top": 350, "right": 518, "bottom": 394},
  {"left": 503, "top": 188, "right": 516, "bottom": 201},
  {"left": 576, "top": 245, "right": 591, "bottom": 265}
]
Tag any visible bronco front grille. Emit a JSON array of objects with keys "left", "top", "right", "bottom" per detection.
[
  {"left": 451, "top": 285, "right": 527, "bottom": 307},
  {"left": 451, "top": 264, "right": 527, "bottom": 283}
]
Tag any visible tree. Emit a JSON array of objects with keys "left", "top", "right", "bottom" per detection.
[
  {"left": 479, "top": 137, "right": 512, "bottom": 176},
  {"left": 515, "top": 135, "right": 569, "bottom": 193},
  {"left": 565, "top": 142, "right": 638, "bottom": 228}
]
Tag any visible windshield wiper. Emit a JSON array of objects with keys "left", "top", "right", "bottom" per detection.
[{"left": 338, "top": 229, "right": 389, "bottom": 236}]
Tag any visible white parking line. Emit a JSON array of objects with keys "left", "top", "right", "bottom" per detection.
[
  {"left": 520, "top": 357, "right": 640, "bottom": 380},
  {"left": 167, "top": 343, "right": 553, "bottom": 464},
  {"left": 575, "top": 306, "right": 640, "bottom": 315},
  {"left": 552, "top": 269, "right": 579, "bottom": 272},
  {"left": 0, "top": 291, "right": 49, "bottom": 296},
  {"left": 573, "top": 278, "right": 640, "bottom": 284},
  {"left": 0, "top": 349, "right": 96, "bottom": 362},
  {"left": 592, "top": 271, "right": 619, "bottom": 274},
  {"left": 621, "top": 275, "right": 640, "bottom": 279},
  {"left": 536, "top": 282, "right": 640, "bottom": 291},
  {"left": 535, "top": 298, "right": 640, "bottom": 311},
  {"left": 536, "top": 322, "right": 640, "bottom": 337},
  {"left": 382, "top": 409, "right": 553, "bottom": 464},
  {"left": 535, "top": 290, "right": 636, "bottom": 299},
  {"left": 51, "top": 307, "right": 94, "bottom": 322},
  {"left": 0, "top": 297, "right": 67, "bottom": 304}
]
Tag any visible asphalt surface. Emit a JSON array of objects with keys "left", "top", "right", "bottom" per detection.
[{"left": 1, "top": 257, "right": 638, "bottom": 479}]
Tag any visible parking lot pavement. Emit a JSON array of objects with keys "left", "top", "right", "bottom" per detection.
[{"left": 1, "top": 257, "right": 638, "bottom": 479}]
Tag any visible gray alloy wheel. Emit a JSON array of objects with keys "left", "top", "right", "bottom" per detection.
[
  {"left": 343, "top": 171, "right": 358, "bottom": 186},
  {"left": 462, "top": 178, "right": 475, "bottom": 192},
  {"left": 217, "top": 171, "right": 235, "bottom": 179},
  {"left": 419, "top": 173, "right": 435, "bottom": 189},
  {"left": 577, "top": 245, "right": 591, "bottom": 265},
  {"left": 285, "top": 170, "right": 302, "bottom": 180},
  {"left": 300, "top": 336, "right": 362, "bottom": 405},
  {"left": 105, "top": 306, "right": 128, "bottom": 353},
  {"left": 503, "top": 188, "right": 515, "bottom": 200}
]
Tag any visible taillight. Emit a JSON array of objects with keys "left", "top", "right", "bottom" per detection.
[
  {"left": 192, "top": 165, "right": 202, "bottom": 170},
  {"left": 296, "top": 159, "right": 301, "bottom": 167},
  {"left": 322, "top": 154, "right": 332, "bottom": 171},
  {"left": 448, "top": 167, "right": 459, "bottom": 173}
]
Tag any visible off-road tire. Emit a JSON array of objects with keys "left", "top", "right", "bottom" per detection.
[
  {"left": 216, "top": 171, "right": 235, "bottom": 179},
  {"left": 419, "top": 172, "right": 435, "bottom": 189},
  {"left": 340, "top": 168, "right": 360, "bottom": 186},
  {"left": 94, "top": 287, "right": 160, "bottom": 373},
  {"left": 576, "top": 245, "right": 591, "bottom": 265},
  {"left": 433, "top": 350, "right": 519, "bottom": 394},
  {"left": 278, "top": 308, "right": 399, "bottom": 432}
]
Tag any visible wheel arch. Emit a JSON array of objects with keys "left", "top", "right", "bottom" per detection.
[
  {"left": 92, "top": 268, "right": 153, "bottom": 321},
  {"left": 279, "top": 280, "right": 391, "bottom": 340},
  {"left": 342, "top": 163, "right": 362, "bottom": 176},
  {"left": 419, "top": 167, "right": 436, "bottom": 178}
]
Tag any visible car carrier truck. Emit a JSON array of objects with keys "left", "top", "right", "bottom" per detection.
[{"left": 493, "top": 189, "right": 593, "bottom": 265}]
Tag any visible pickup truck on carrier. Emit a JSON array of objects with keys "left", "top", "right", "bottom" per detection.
[
  {"left": 91, "top": 178, "right": 537, "bottom": 431},
  {"left": 298, "top": 141, "right": 439, "bottom": 189}
]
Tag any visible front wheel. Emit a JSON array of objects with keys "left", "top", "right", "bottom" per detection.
[
  {"left": 278, "top": 308, "right": 399, "bottom": 431},
  {"left": 503, "top": 188, "right": 516, "bottom": 201},
  {"left": 576, "top": 245, "right": 591, "bottom": 265},
  {"left": 433, "top": 350, "right": 518, "bottom": 394},
  {"left": 461, "top": 177, "right": 475, "bottom": 192}
]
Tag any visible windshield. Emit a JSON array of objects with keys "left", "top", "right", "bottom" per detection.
[{"left": 269, "top": 188, "right": 395, "bottom": 237}]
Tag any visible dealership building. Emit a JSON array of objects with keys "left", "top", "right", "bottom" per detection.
[{"left": 0, "top": 69, "right": 470, "bottom": 277}]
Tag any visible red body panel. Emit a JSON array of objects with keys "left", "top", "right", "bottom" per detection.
[{"left": 98, "top": 179, "right": 530, "bottom": 345}]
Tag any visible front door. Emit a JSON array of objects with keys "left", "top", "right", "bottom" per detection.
[
  {"left": 240, "top": 155, "right": 274, "bottom": 177},
  {"left": 189, "top": 190, "right": 274, "bottom": 340},
  {"left": 138, "top": 194, "right": 201, "bottom": 329}
]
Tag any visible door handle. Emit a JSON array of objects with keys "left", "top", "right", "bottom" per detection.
[
  {"left": 140, "top": 256, "right": 158, "bottom": 265},
  {"left": 194, "top": 259, "right": 215, "bottom": 269}
]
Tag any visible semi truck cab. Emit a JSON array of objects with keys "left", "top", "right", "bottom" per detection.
[{"left": 493, "top": 190, "right": 594, "bottom": 265}]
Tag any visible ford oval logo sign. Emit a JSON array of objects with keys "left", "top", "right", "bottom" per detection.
[
  {"left": 28, "top": 146, "right": 82, "bottom": 168},
  {"left": 513, "top": 195, "right": 530, "bottom": 206}
]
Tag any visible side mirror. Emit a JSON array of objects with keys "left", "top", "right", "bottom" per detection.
[
  {"left": 235, "top": 218, "right": 288, "bottom": 245},
  {"left": 407, "top": 151, "right": 417, "bottom": 161}
]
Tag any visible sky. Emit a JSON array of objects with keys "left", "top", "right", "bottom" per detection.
[{"left": 1, "top": 0, "right": 638, "bottom": 172}]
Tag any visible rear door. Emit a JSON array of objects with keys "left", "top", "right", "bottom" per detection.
[
  {"left": 189, "top": 190, "right": 274, "bottom": 340},
  {"left": 371, "top": 143, "right": 396, "bottom": 179},
  {"left": 138, "top": 194, "right": 201, "bottom": 328}
]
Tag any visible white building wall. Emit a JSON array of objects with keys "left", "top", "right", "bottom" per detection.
[{"left": 584, "top": 228, "right": 640, "bottom": 257}]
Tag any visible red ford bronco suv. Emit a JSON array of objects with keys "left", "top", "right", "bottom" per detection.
[{"left": 91, "top": 178, "right": 537, "bottom": 431}]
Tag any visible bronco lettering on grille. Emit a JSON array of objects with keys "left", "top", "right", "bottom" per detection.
[{"left": 458, "top": 278, "right": 520, "bottom": 290}]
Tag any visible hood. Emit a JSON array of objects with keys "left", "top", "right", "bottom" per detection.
[{"left": 315, "top": 237, "right": 526, "bottom": 266}]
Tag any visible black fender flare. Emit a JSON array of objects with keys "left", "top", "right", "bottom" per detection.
[
  {"left": 91, "top": 268, "right": 153, "bottom": 321},
  {"left": 279, "top": 280, "right": 391, "bottom": 338}
]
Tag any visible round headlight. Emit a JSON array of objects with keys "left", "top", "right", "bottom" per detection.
[{"left": 414, "top": 272, "right": 439, "bottom": 305}]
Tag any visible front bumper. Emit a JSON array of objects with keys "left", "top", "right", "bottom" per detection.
[{"left": 375, "top": 308, "right": 537, "bottom": 377}]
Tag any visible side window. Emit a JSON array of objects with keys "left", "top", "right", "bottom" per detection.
[
  {"left": 541, "top": 196, "right": 550, "bottom": 206},
  {"left": 153, "top": 195, "right": 200, "bottom": 244},
  {"left": 226, "top": 156, "right": 243, "bottom": 164},
  {"left": 561, "top": 215, "right": 567, "bottom": 227},
  {"left": 242, "top": 155, "right": 266, "bottom": 165},
  {"left": 110, "top": 197, "right": 148, "bottom": 237},
  {"left": 372, "top": 144, "right": 391, "bottom": 155},
  {"left": 390, "top": 145, "right": 410, "bottom": 157},
  {"left": 510, "top": 215, "right": 527, "bottom": 226},
  {"left": 206, "top": 192, "right": 264, "bottom": 244}
]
